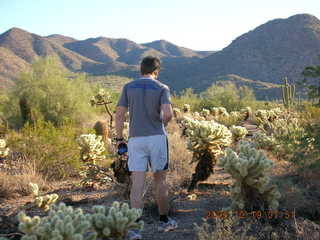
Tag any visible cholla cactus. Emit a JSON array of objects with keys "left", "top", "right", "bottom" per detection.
[
  {"left": 173, "top": 107, "right": 181, "bottom": 118},
  {"left": 192, "top": 112, "right": 205, "bottom": 120},
  {"left": 181, "top": 117, "right": 232, "bottom": 191},
  {"left": 252, "top": 132, "right": 277, "bottom": 150},
  {"left": 29, "top": 182, "right": 59, "bottom": 211},
  {"left": 77, "top": 134, "right": 105, "bottom": 164},
  {"left": 230, "top": 111, "right": 241, "bottom": 119},
  {"left": 220, "top": 142, "right": 281, "bottom": 210},
  {"left": 183, "top": 104, "right": 191, "bottom": 113},
  {"left": 90, "top": 88, "right": 113, "bottom": 129},
  {"left": 230, "top": 125, "right": 248, "bottom": 142},
  {"left": 201, "top": 109, "right": 210, "bottom": 118},
  {"left": 218, "top": 107, "right": 229, "bottom": 117},
  {"left": 90, "top": 88, "right": 111, "bottom": 107},
  {"left": 18, "top": 203, "right": 96, "bottom": 240},
  {"left": 0, "top": 139, "right": 9, "bottom": 159},
  {"left": 90, "top": 201, "right": 144, "bottom": 240},
  {"left": 240, "top": 107, "right": 253, "bottom": 121},
  {"left": 254, "top": 108, "right": 283, "bottom": 127}
]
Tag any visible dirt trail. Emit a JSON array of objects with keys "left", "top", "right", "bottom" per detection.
[{"left": 1, "top": 167, "right": 320, "bottom": 240}]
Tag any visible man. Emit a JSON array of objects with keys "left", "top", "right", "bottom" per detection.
[{"left": 115, "top": 56, "right": 177, "bottom": 240}]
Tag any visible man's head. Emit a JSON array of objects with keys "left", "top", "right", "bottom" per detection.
[{"left": 140, "top": 56, "right": 161, "bottom": 78}]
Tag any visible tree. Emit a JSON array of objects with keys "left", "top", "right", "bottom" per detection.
[
  {"left": 301, "top": 63, "right": 320, "bottom": 105},
  {"left": 6, "top": 56, "right": 96, "bottom": 126}
]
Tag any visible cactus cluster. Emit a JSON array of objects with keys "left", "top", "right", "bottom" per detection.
[
  {"left": 181, "top": 116, "right": 232, "bottom": 191},
  {"left": 254, "top": 108, "right": 283, "bottom": 127},
  {"left": 91, "top": 201, "right": 144, "bottom": 240},
  {"left": 211, "top": 107, "right": 229, "bottom": 117},
  {"left": 16, "top": 202, "right": 143, "bottom": 240},
  {"left": 0, "top": 138, "right": 9, "bottom": 159},
  {"left": 281, "top": 77, "right": 295, "bottom": 108},
  {"left": 251, "top": 132, "right": 277, "bottom": 150},
  {"left": 18, "top": 203, "right": 96, "bottom": 240},
  {"left": 220, "top": 142, "right": 281, "bottom": 211},
  {"left": 30, "top": 183, "right": 59, "bottom": 211},
  {"left": 77, "top": 134, "right": 105, "bottom": 164},
  {"left": 271, "top": 117, "right": 303, "bottom": 138},
  {"left": 201, "top": 109, "right": 210, "bottom": 118},
  {"left": 230, "top": 125, "right": 248, "bottom": 142}
]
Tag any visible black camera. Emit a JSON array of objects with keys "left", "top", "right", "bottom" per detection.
[{"left": 117, "top": 142, "right": 128, "bottom": 155}]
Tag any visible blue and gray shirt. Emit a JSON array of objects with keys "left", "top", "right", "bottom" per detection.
[{"left": 117, "top": 77, "right": 172, "bottom": 138}]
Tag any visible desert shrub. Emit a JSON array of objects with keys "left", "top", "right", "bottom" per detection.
[
  {"left": 4, "top": 56, "right": 97, "bottom": 127},
  {"left": 171, "top": 88, "right": 201, "bottom": 110},
  {"left": 291, "top": 122, "right": 320, "bottom": 169},
  {"left": 199, "top": 83, "right": 257, "bottom": 112},
  {"left": 194, "top": 216, "right": 256, "bottom": 240},
  {"left": 220, "top": 142, "right": 281, "bottom": 211},
  {"left": 303, "top": 102, "right": 320, "bottom": 120},
  {"left": 0, "top": 168, "right": 47, "bottom": 199},
  {"left": 6, "top": 119, "right": 90, "bottom": 179},
  {"left": 167, "top": 128, "right": 193, "bottom": 189}
]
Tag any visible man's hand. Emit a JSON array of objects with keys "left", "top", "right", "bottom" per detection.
[{"left": 161, "top": 104, "right": 173, "bottom": 126}]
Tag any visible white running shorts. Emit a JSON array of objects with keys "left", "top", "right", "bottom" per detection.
[{"left": 128, "top": 134, "right": 169, "bottom": 172}]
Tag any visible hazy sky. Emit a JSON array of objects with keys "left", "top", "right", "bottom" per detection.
[{"left": 2, "top": 0, "right": 320, "bottom": 51}]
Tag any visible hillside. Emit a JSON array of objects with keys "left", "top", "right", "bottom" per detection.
[
  {"left": 0, "top": 28, "right": 209, "bottom": 87},
  {"left": 1, "top": 13, "right": 320, "bottom": 99},
  {"left": 160, "top": 14, "right": 320, "bottom": 93}
]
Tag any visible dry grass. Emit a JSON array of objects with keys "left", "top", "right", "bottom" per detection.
[
  {"left": 166, "top": 122, "right": 193, "bottom": 191},
  {"left": 0, "top": 162, "right": 49, "bottom": 199}
]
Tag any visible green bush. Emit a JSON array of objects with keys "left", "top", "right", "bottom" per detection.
[
  {"left": 171, "top": 88, "right": 201, "bottom": 111},
  {"left": 199, "top": 83, "right": 257, "bottom": 112},
  {"left": 4, "top": 56, "right": 97, "bottom": 127},
  {"left": 7, "top": 119, "right": 92, "bottom": 179}
]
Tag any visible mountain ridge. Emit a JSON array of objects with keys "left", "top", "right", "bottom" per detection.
[{"left": 1, "top": 13, "right": 320, "bottom": 99}]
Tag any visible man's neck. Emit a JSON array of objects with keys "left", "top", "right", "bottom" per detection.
[{"left": 142, "top": 74, "right": 156, "bottom": 80}]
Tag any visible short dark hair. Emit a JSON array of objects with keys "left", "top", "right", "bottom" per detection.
[{"left": 140, "top": 56, "right": 161, "bottom": 75}]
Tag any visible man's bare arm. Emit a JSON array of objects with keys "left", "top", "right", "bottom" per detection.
[
  {"left": 161, "top": 104, "right": 173, "bottom": 126},
  {"left": 115, "top": 106, "right": 128, "bottom": 139}
]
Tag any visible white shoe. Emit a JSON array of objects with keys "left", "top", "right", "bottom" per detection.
[
  {"left": 127, "top": 229, "right": 142, "bottom": 240},
  {"left": 158, "top": 218, "right": 178, "bottom": 232}
]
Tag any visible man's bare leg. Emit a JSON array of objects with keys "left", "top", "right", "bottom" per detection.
[
  {"left": 153, "top": 170, "right": 168, "bottom": 215},
  {"left": 130, "top": 171, "right": 146, "bottom": 209}
]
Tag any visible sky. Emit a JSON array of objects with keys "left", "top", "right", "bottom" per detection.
[{"left": 1, "top": 0, "right": 320, "bottom": 51}]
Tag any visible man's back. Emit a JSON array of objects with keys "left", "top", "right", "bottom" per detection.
[{"left": 117, "top": 77, "right": 171, "bottom": 138}]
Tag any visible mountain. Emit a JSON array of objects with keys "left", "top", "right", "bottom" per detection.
[
  {"left": 160, "top": 14, "right": 320, "bottom": 93},
  {"left": 45, "top": 34, "right": 77, "bottom": 45},
  {"left": 142, "top": 40, "right": 208, "bottom": 58},
  {"left": 0, "top": 28, "right": 209, "bottom": 87},
  {"left": 1, "top": 13, "right": 320, "bottom": 99}
]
